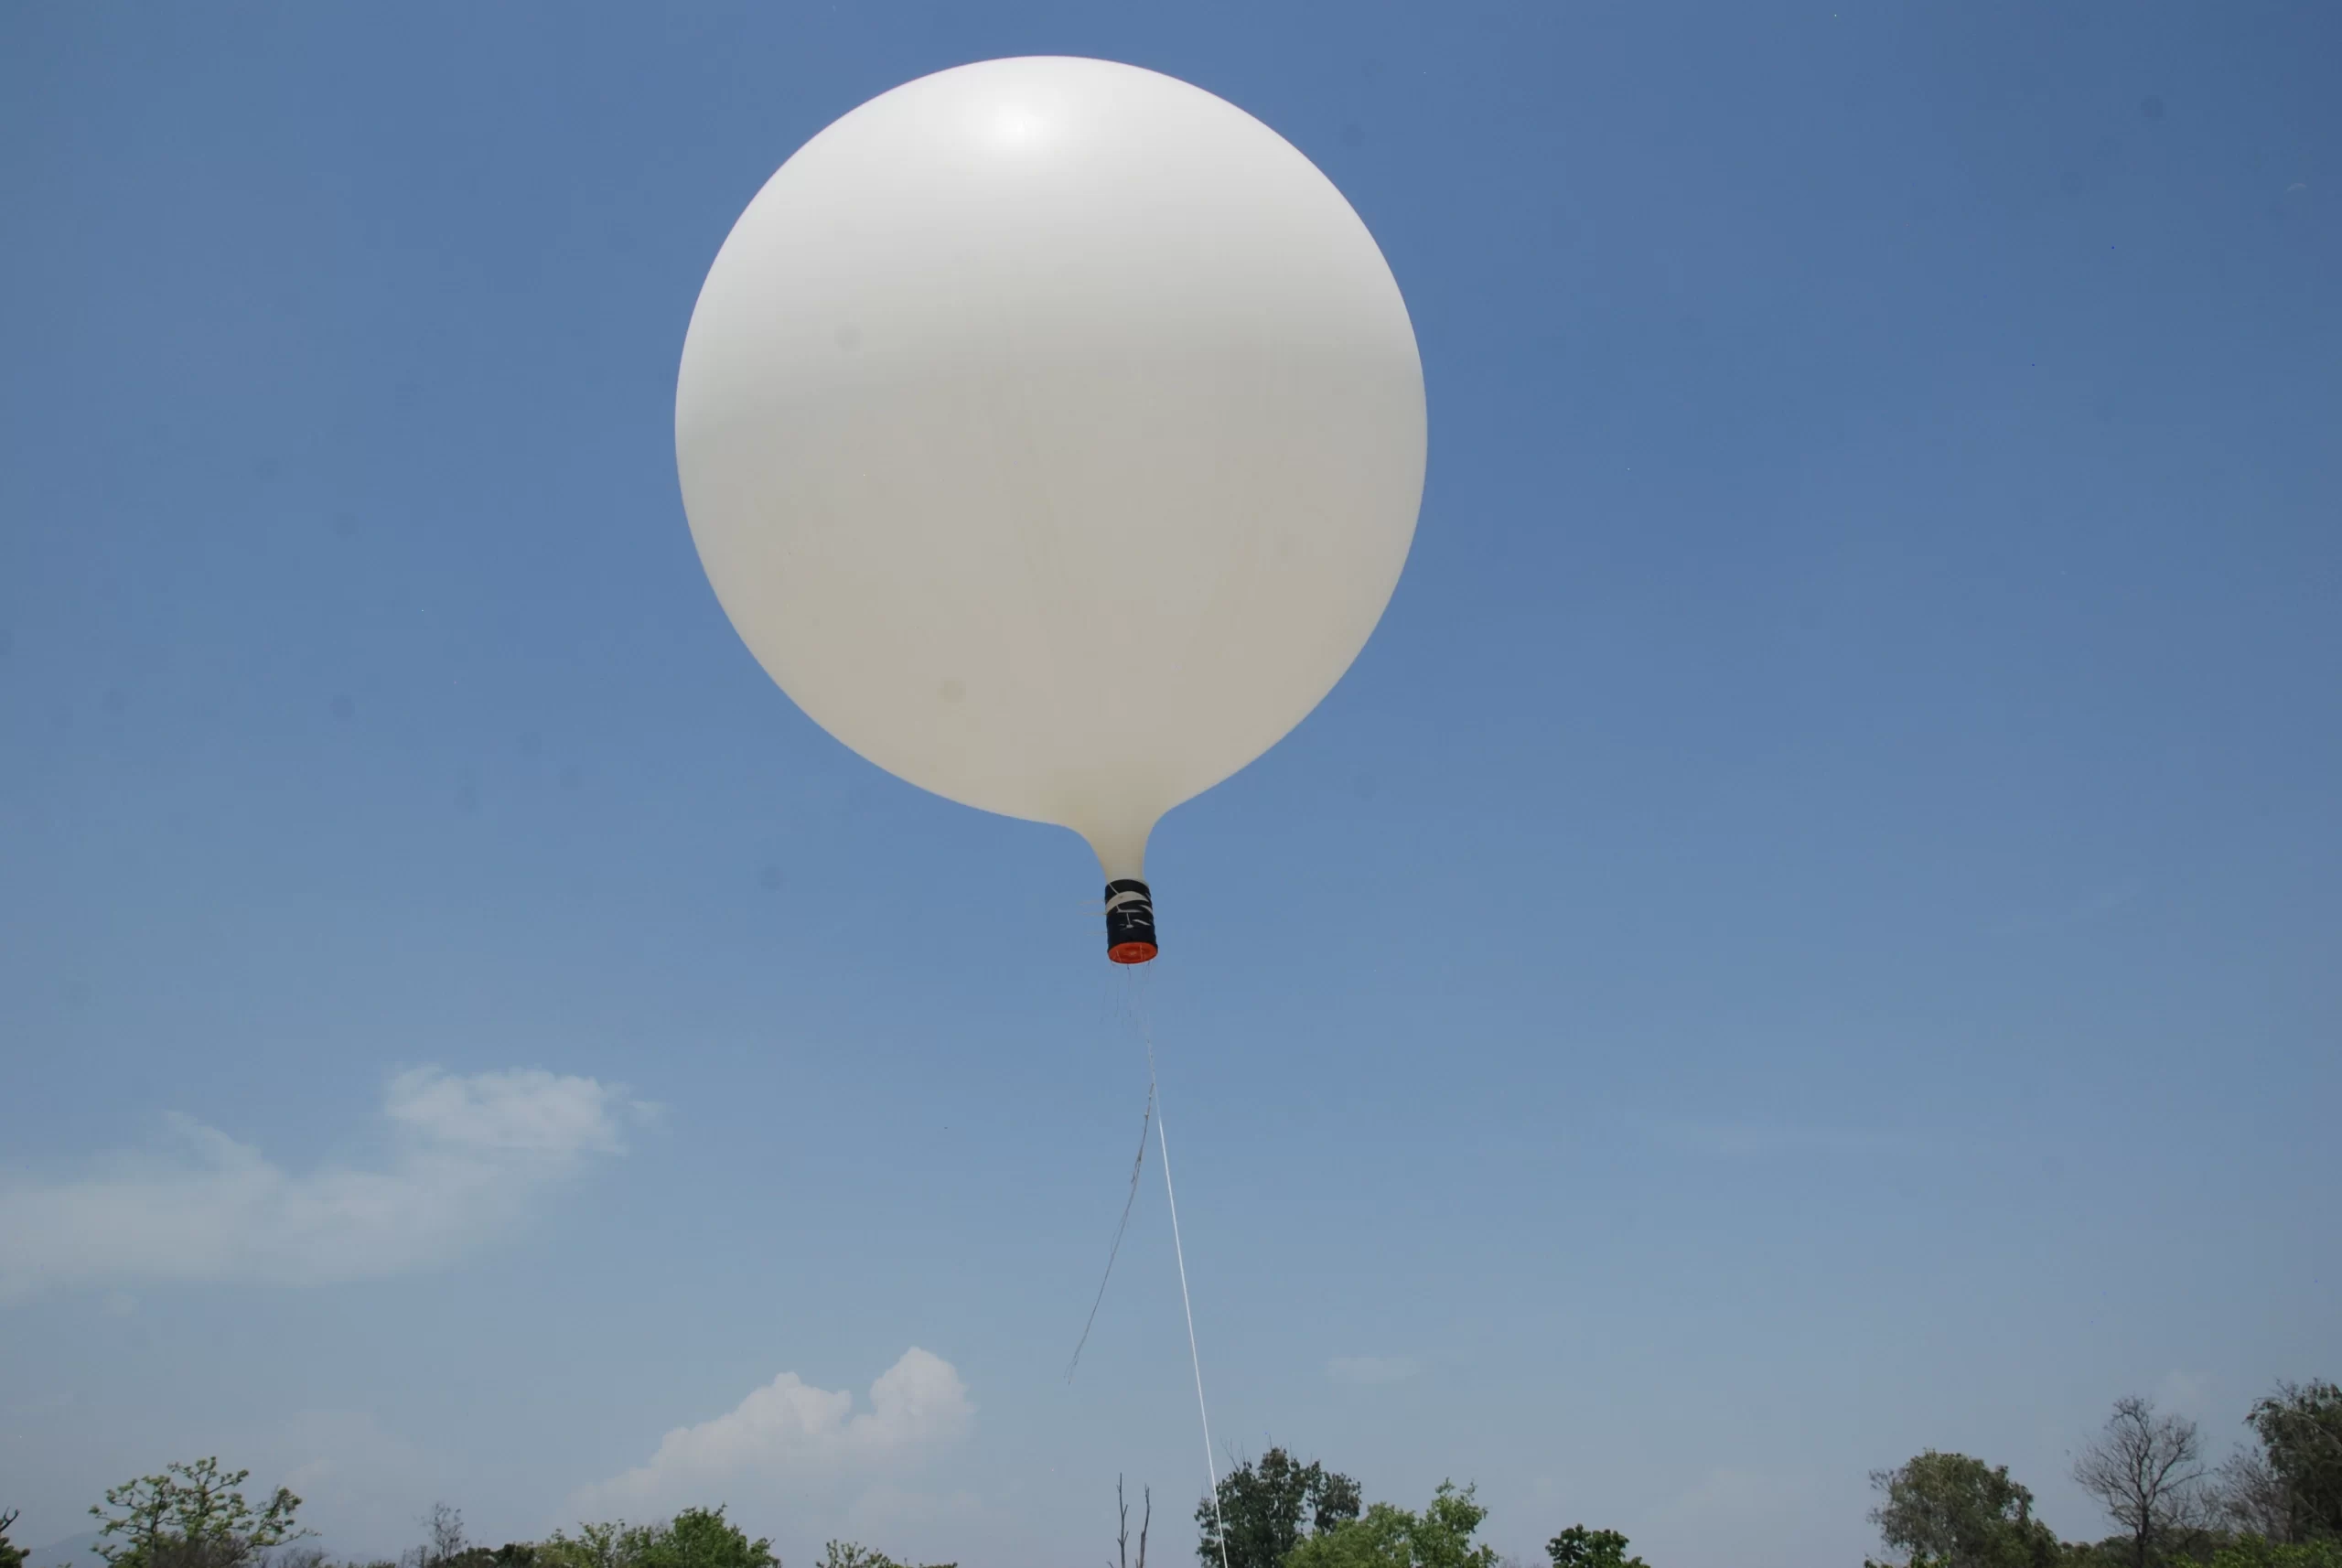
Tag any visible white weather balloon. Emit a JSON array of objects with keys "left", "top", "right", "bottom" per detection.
[{"left": 676, "top": 57, "right": 1424, "bottom": 961}]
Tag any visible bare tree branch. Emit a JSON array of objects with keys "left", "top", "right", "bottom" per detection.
[
  {"left": 1112, "top": 1477, "right": 1151, "bottom": 1568},
  {"left": 2215, "top": 1448, "right": 2292, "bottom": 1541},
  {"left": 2074, "top": 1396, "right": 2206, "bottom": 1568}
]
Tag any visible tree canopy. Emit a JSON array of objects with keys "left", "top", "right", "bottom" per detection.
[
  {"left": 1197, "top": 1449, "right": 1363, "bottom": 1568},
  {"left": 1545, "top": 1526, "right": 1649, "bottom": 1568},
  {"left": 813, "top": 1544, "right": 955, "bottom": 1568},
  {"left": 1280, "top": 1483, "right": 1498, "bottom": 1568},
  {"left": 1866, "top": 1450, "right": 2061, "bottom": 1568},
  {"left": 2207, "top": 1539, "right": 2342, "bottom": 1568},
  {"left": 2247, "top": 1380, "right": 2342, "bottom": 1541},
  {"left": 90, "top": 1458, "right": 306, "bottom": 1568}
]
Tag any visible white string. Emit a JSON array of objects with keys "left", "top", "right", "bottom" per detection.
[{"left": 1148, "top": 1026, "right": 1231, "bottom": 1568}]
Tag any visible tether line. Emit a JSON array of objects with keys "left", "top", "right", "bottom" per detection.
[
  {"left": 1151, "top": 1033, "right": 1231, "bottom": 1568},
  {"left": 1066, "top": 1070, "right": 1155, "bottom": 1380},
  {"left": 1067, "top": 968, "right": 1230, "bottom": 1568}
]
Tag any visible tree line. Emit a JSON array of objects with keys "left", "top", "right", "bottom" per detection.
[
  {"left": 1182, "top": 1378, "right": 2340, "bottom": 1568},
  {"left": 1, "top": 1377, "right": 2332, "bottom": 1568},
  {"left": 1185, "top": 1446, "right": 1646, "bottom": 1568},
  {"left": 0, "top": 1469, "right": 947, "bottom": 1568},
  {"left": 1863, "top": 1380, "right": 2341, "bottom": 1568}
]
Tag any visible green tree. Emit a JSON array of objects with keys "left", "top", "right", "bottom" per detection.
[
  {"left": 636, "top": 1510, "right": 776, "bottom": 1568},
  {"left": 91, "top": 1458, "right": 307, "bottom": 1568},
  {"left": 1197, "top": 1449, "right": 1363, "bottom": 1568},
  {"left": 2, "top": 1508, "right": 27, "bottom": 1568},
  {"left": 814, "top": 1545, "right": 955, "bottom": 1568},
  {"left": 1545, "top": 1526, "right": 1649, "bottom": 1568},
  {"left": 540, "top": 1516, "right": 789, "bottom": 1568},
  {"left": 1867, "top": 1451, "right": 2063, "bottom": 1568},
  {"left": 1279, "top": 1506, "right": 1412, "bottom": 1568},
  {"left": 1283, "top": 1482, "right": 1499, "bottom": 1568},
  {"left": 2207, "top": 1539, "right": 2342, "bottom": 1568},
  {"left": 2247, "top": 1381, "right": 2342, "bottom": 1541},
  {"left": 540, "top": 1522, "right": 661, "bottom": 1568}
]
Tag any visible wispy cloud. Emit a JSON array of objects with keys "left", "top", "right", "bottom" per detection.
[
  {"left": 1999, "top": 878, "right": 2147, "bottom": 938},
  {"left": 2156, "top": 1369, "right": 2211, "bottom": 1416},
  {"left": 1634, "top": 1117, "right": 1918, "bottom": 1159},
  {"left": 573, "top": 1348, "right": 974, "bottom": 1519},
  {"left": 0, "top": 1068, "right": 649, "bottom": 1300},
  {"left": 267, "top": 1409, "right": 448, "bottom": 1553},
  {"left": 1327, "top": 1355, "right": 1420, "bottom": 1386},
  {"left": 1660, "top": 1464, "right": 1831, "bottom": 1533}
]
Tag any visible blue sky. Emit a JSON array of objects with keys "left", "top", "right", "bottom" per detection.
[{"left": 2, "top": 3, "right": 2337, "bottom": 1566}]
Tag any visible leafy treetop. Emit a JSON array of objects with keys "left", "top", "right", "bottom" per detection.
[
  {"left": 1545, "top": 1527, "right": 1649, "bottom": 1568},
  {"left": 2249, "top": 1380, "right": 2342, "bottom": 1541},
  {"left": 1866, "top": 1450, "right": 2060, "bottom": 1568},
  {"left": 2208, "top": 1540, "right": 2342, "bottom": 1568},
  {"left": 813, "top": 1544, "right": 955, "bottom": 1568},
  {"left": 1281, "top": 1481, "right": 1499, "bottom": 1568},
  {"left": 1197, "top": 1449, "right": 1363, "bottom": 1568},
  {"left": 90, "top": 1458, "right": 307, "bottom": 1568}
]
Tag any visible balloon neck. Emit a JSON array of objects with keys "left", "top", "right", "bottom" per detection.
[{"left": 1104, "top": 880, "right": 1158, "bottom": 965}]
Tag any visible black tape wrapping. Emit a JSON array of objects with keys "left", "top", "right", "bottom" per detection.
[{"left": 1104, "top": 878, "right": 1157, "bottom": 956}]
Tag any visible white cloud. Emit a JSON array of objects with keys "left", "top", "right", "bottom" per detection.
[
  {"left": 385, "top": 1066, "right": 637, "bottom": 1155},
  {"left": 0, "top": 1067, "right": 646, "bottom": 1300},
  {"left": 1327, "top": 1355, "right": 1420, "bottom": 1386},
  {"left": 575, "top": 1348, "right": 974, "bottom": 1519}
]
